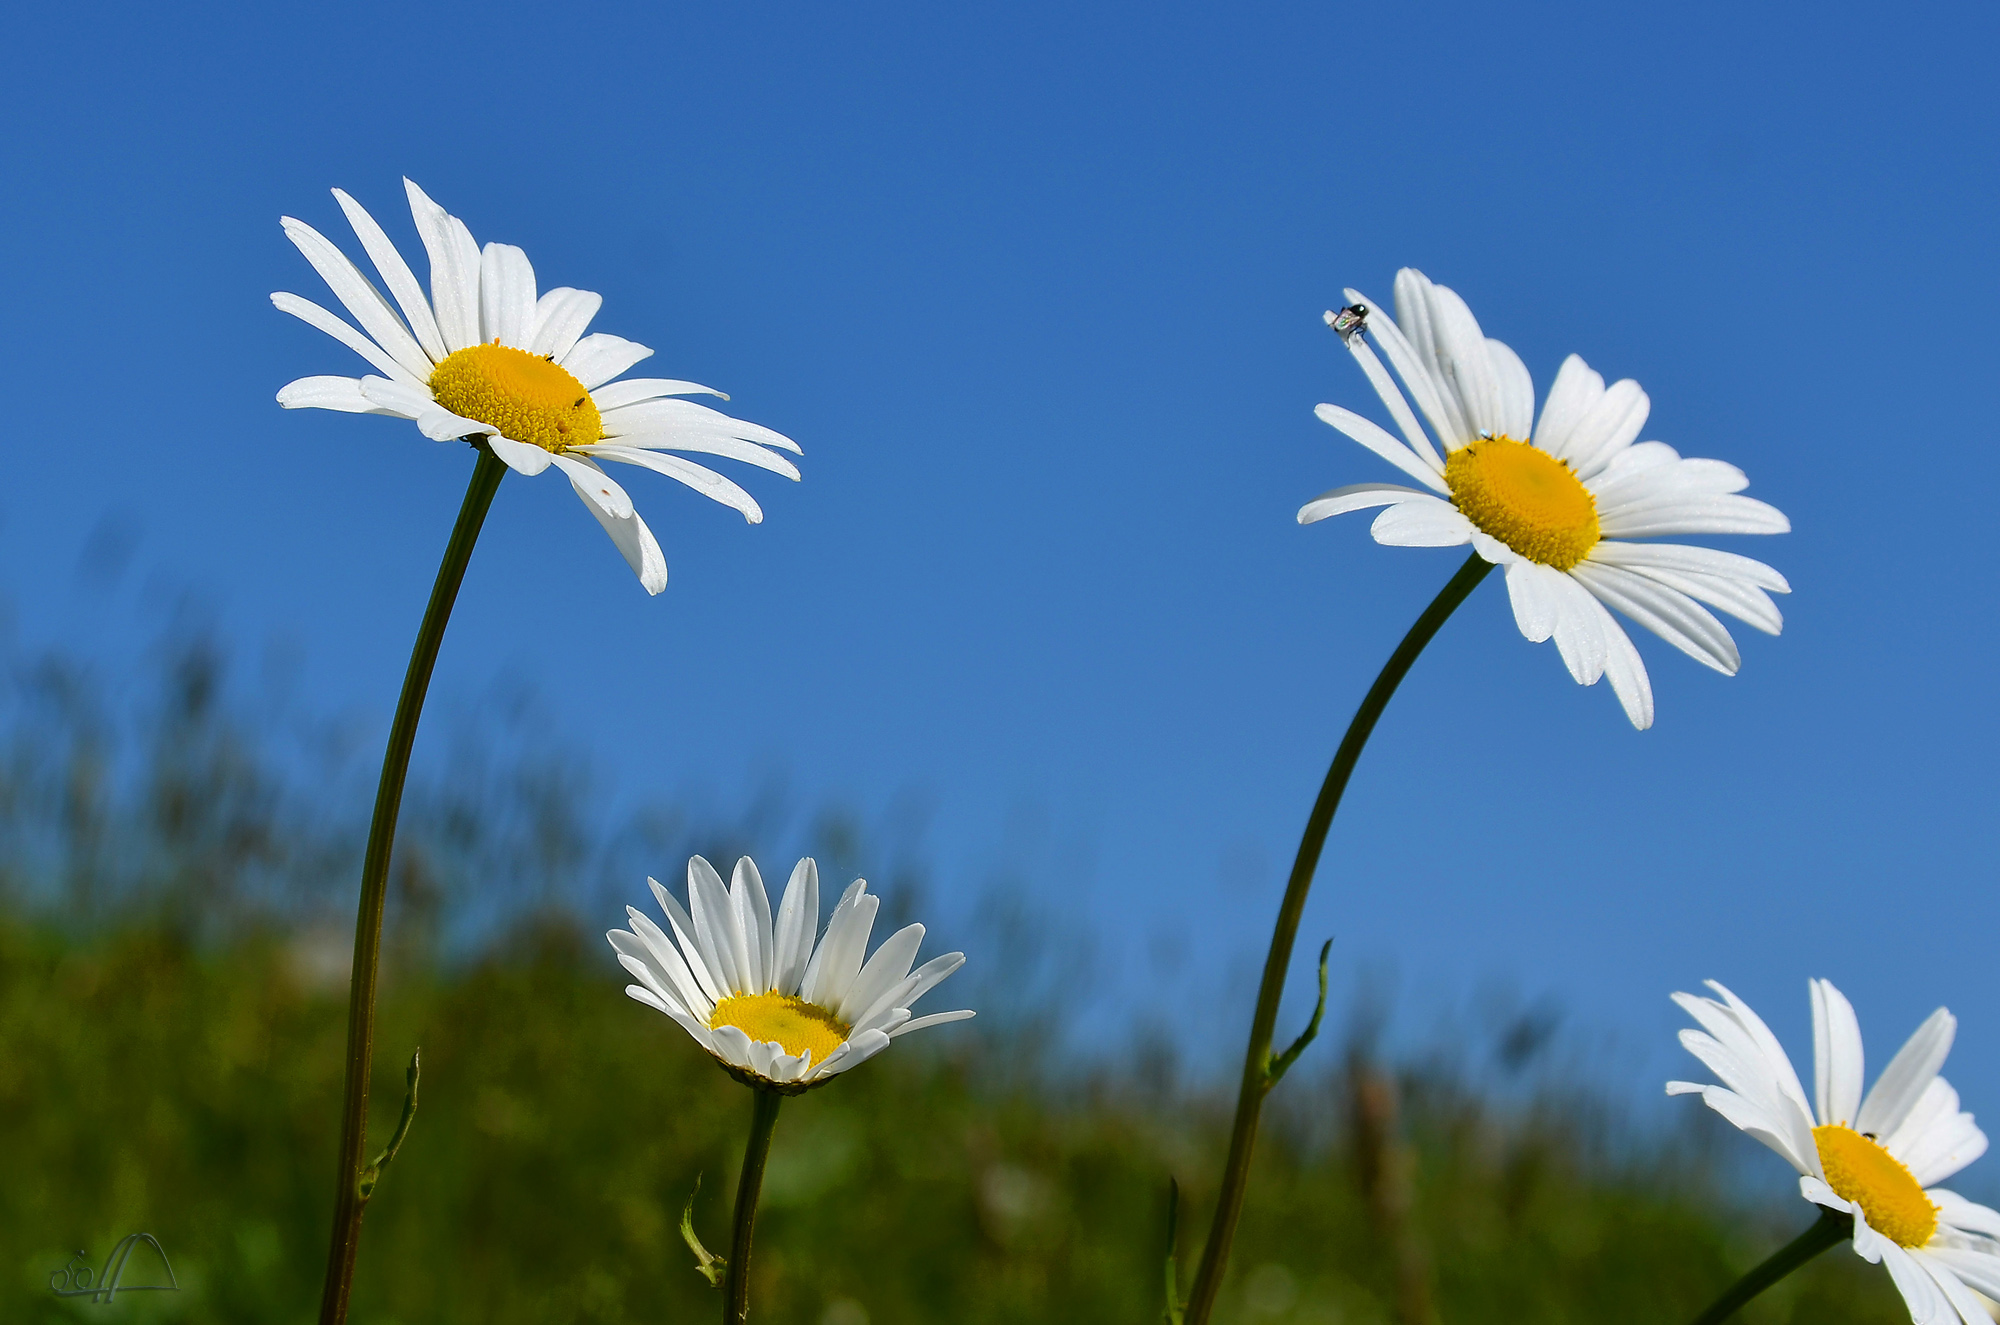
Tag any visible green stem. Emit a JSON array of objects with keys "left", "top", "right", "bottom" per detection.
[
  {"left": 723, "top": 1088, "right": 785, "bottom": 1325},
  {"left": 1182, "top": 552, "right": 1492, "bottom": 1325},
  {"left": 1687, "top": 1208, "right": 1852, "bottom": 1325},
  {"left": 316, "top": 446, "right": 506, "bottom": 1325}
]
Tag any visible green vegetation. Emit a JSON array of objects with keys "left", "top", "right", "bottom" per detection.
[{"left": 0, "top": 635, "right": 1910, "bottom": 1323}]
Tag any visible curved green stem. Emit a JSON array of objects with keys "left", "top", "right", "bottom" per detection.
[
  {"left": 1182, "top": 552, "right": 1492, "bottom": 1325},
  {"left": 317, "top": 446, "right": 506, "bottom": 1325},
  {"left": 1687, "top": 1208, "right": 1852, "bottom": 1325},
  {"left": 723, "top": 1087, "right": 785, "bottom": 1325}
]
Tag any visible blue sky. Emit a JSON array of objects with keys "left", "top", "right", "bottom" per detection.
[{"left": 4, "top": 0, "right": 1998, "bottom": 1116}]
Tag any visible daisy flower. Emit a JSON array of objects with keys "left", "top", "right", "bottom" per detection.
[
  {"left": 273, "top": 179, "right": 801, "bottom": 594},
  {"left": 1300, "top": 269, "right": 1789, "bottom": 728},
  {"left": 607, "top": 856, "right": 974, "bottom": 1093},
  {"left": 1671, "top": 978, "right": 2000, "bottom": 1324}
]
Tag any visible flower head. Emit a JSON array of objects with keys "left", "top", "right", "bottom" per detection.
[
  {"left": 1671, "top": 978, "right": 2000, "bottom": 1323},
  {"left": 608, "top": 856, "right": 973, "bottom": 1093},
  {"left": 1302, "top": 270, "right": 1789, "bottom": 728},
  {"left": 273, "top": 179, "right": 802, "bottom": 594}
]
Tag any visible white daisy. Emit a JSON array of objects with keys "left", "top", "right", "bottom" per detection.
[
  {"left": 607, "top": 856, "right": 974, "bottom": 1093},
  {"left": 273, "top": 179, "right": 801, "bottom": 595},
  {"left": 1670, "top": 978, "right": 2000, "bottom": 1324},
  {"left": 1300, "top": 269, "right": 1790, "bottom": 728}
]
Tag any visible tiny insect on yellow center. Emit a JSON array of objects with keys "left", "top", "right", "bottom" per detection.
[
  {"left": 709, "top": 991, "right": 851, "bottom": 1064},
  {"left": 1814, "top": 1124, "right": 1938, "bottom": 1248},
  {"left": 1444, "top": 436, "right": 1600, "bottom": 571},
  {"left": 427, "top": 342, "right": 602, "bottom": 454}
]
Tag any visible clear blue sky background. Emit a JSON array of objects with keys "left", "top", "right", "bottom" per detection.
[{"left": 4, "top": 1, "right": 1997, "bottom": 1118}]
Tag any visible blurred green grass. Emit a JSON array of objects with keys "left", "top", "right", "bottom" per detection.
[
  {"left": 2, "top": 912, "right": 1907, "bottom": 1325},
  {"left": 0, "top": 629, "right": 1915, "bottom": 1323}
]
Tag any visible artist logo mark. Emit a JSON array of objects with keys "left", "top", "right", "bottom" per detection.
[{"left": 49, "top": 1234, "right": 180, "bottom": 1304}]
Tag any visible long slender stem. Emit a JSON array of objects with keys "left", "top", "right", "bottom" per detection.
[
  {"left": 723, "top": 1087, "right": 785, "bottom": 1325},
  {"left": 1687, "top": 1208, "right": 1851, "bottom": 1325},
  {"left": 1183, "top": 552, "right": 1493, "bottom": 1325},
  {"left": 316, "top": 447, "right": 507, "bottom": 1325}
]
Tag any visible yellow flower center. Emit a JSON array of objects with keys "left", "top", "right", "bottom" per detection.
[
  {"left": 428, "top": 342, "right": 601, "bottom": 453},
  {"left": 1813, "top": 1124, "right": 1938, "bottom": 1248},
  {"left": 709, "top": 992, "right": 851, "bottom": 1064},
  {"left": 1444, "top": 436, "right": 1600, "bottom": 571}
]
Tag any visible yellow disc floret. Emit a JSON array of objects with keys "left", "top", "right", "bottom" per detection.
[
  {"left": 709, "top": 991, "right": 851, "bottom": 1063},
  {"left": 1814, "top": 1124, "right": 1938, "bottom": 1248},
  {"left": 428, "top": 342, "right": 602, "bottom": 453},
  {"left": 1444, "top": 436, "right": 1600, "bottom": 570}
]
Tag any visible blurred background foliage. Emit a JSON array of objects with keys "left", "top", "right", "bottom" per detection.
[{"left": 1, "top": 628, "right": 1914, "bottom": 1324}]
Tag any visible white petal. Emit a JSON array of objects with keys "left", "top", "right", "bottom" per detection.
[
  {"left": 1588, "top": 557, "right": 1784, "bottom": 635},
  {"left": 597, "top": 398, "right": 802, "bottom": 455},
  {"left": 1587, "top": 541, "right": 1790, "bottom": 593},
  {"left": 1503, "top": 561, "right": 1567, "bottom": 644},
  {"left": 1812, "top": 978, "right": 1865, "bottom": 1127},
  {"left": 835, "top": 923, "right": 925, "bottom": 1025},
  {"left": 708, "top": 1025, "right": 757, "bottom": 1072},
  {"left": 1598, "top": 494, "right": 1791, "bottom": 539},
  {"left": 1533, "top": 355, "right": 1605, "bottom": 462},
  {"left": 648, "top": 878, "right": 723, "bottom": 1006},
  {"left": 485, "top": 435, "right": 553, "bottom": 475},
  {"left": 1397, "top": 272, "right": 1495, "bottom": 443},
  {"left": 358, "top": 377, "right": 495, "bottom": 442},
  {"left": 1570, "top": 562, "right": 1741, "bottom": 675},
  {"left": 479, "top": 243, "right": 538, "bottom": 350},
  {"left": 1600, "top": 605, "right": 1652, "bottom": 730},
  {"left": 801, "top": 881, "right": 876, "bottom": 1010},
  {"left": 730, "top": 856, "right": 775, "bottom": 993},
  {"left": 1485, "top": 337, "right": 1535, "bottom": 441},
  {"left": 1932, "top": 1190, "right": 2000, "bottom": 1241},
  {"left": 1563, "top": 379, "right": 1650, "bottom": 478},
  {"left": 854, "top": 952, "right": 966, "bottom": 1030},
  {"left": 767, "top": 1049, "right": 811, "bottom": 1083},
  {"left": 1671, "top": 985, "right": 1818, "bottom": 1168},
  {"left": 1858, "top": 1009, "right": 1957, "bottom": 1140},
  {"left": 581, "top": 433, "right": 800, "bottom": 482},
  {"left": 550, "top": 453, "right": 635, "bottom": 520},
  {"left": 1706, "top": 981, "right": 1820, "bottom": 1147},
  {"left": 1593, "top": 457, "right": 1750, "bottom": 512},
  {"left": 281, "top": 216, "right": 435, "bottom": 380},
  {"left": 1911, "top": 1253, "right": 1995, "bottom": 1325},
  {"left": 1926, "top": 1248, "right": 2000, "bottom": 1303},
  {"left": 1681, "top": 1083, "right": 1815, "bottom": 1175},
  {"left": 1343, "top": 285, "right": 1466, "bottom": 450},
  {"left": 590, "top": 377, "right": 730, "bottom": 410},
  {"left": 562, "top": 333, "right": 655, "bottom": 389},
  {"left": 276, "top": 375, "right": 396, "bottom": 415},
  {"left": 745, "top": 1037, "right": 778, "bottom": 1081},
  {"left": 1544, "top": 569, "right": 1610, "bottom": 683},
  {"left": 1881, "top": 1244, "right": 1955, "bottom": 1325},
  {"left": 620, "top": 909, "right": 714, "bottom": 1019},
  {"left": 814, "top": 1028, "right": 891, "bottom": 1078},
  {"left": 686, "top": 857, "right": 744, "bottom": 995},
  {"left": 271, "top": 292, "right": 425, "bottom": 387},
  {"left": 1887, "top": 1078, "right": 1985, "bottom": 1186},
  {"left": 526, "top": 287, "right": 602, "bottom": 361},
  {"left": 332, "top": 187, "right": 446, "bottom": 363},
  {"left": 1336, "top": 332, "right": 1446, "bottom": 472},
  {"left": 890, "top": 1009, "right": 976, "bottom": 1038},
  {"left": 1369, "top": 496, "right": 1474, "bottom": 547},
  {"left": 770, "top": 859, "right": 820, "bottom": 996},
  {"left": 403, "top": 179, "right": 482, "bottom": 353},
  {"left": 1297, "top": 482, "right": 1434, "bottom": 525},
  {"left": 1313, "top": 403, "right": 1448, "bottom": 492},
  {"left": 591, "top": 446, "right": 764, "bottom": 523},
  {"left": 578, "top": 497, "right": 668, "bottom": 595}
]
